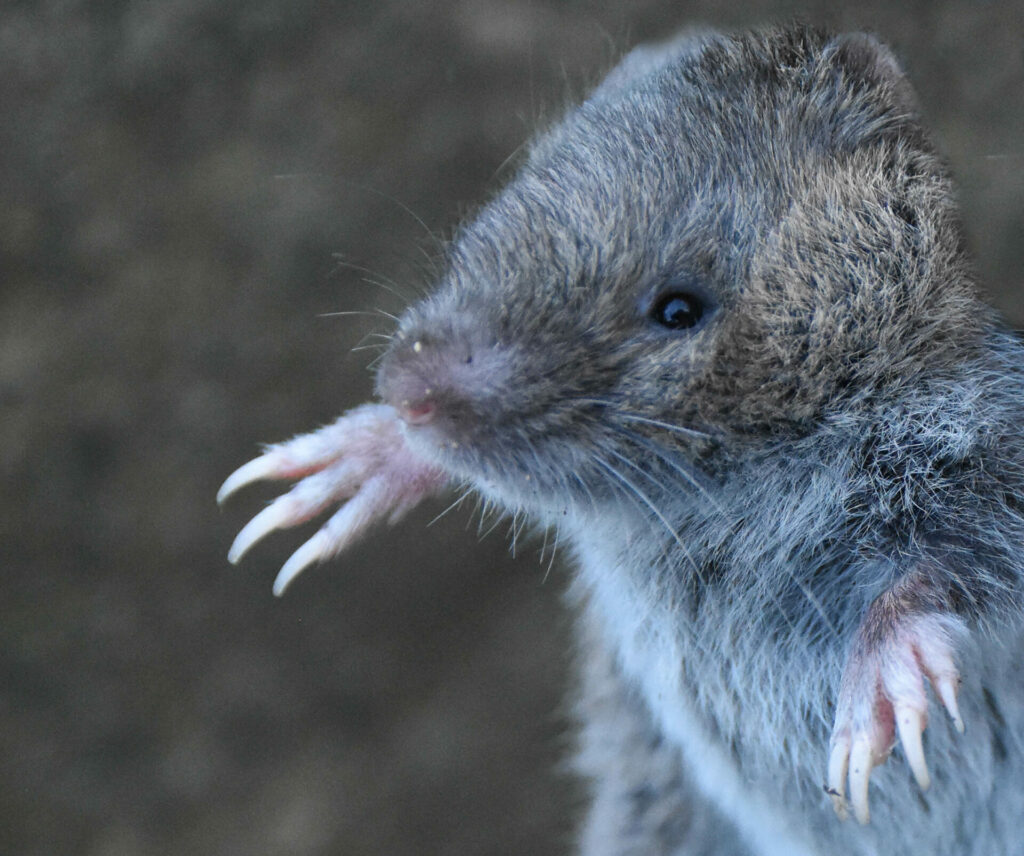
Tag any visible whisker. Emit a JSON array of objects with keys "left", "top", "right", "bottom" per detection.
[
  {"left": 479, "top": 503, "right": 506, "bottom": 540},
  {"left": 590, "top": 452, "right": 679, "bottom": 571},
  {"left": 616, "top": 412, "right": 715, "bottom": 440},
  {"left": 605, "top": 449, "right": 707, "bottom": 587},
  {"left": 567, "top": 397, "right": 714, "bottom": 442},
  {"left": 513, "top": 510, "right": 529, "bottom": 553},
  {"left": 330, "top": 255, "right": 410, "bottom": 303},
  {"left": 317, "top": 309, "right": 384, "bottom": 319},
  {"left": 359, "top": 279, "right": 410, "bottom": 305},
  {"left": 508, "top": 511, "right": 524, "bottom": 557},
  {"left": 593, "top": 456, "right": 702, "bottom": 581},
  {"left": 571, "top": 470, "right": 600, "bottom": 512},
  {"left": 490, "top": 137, "right": 531, "bottom": 181},
  {"left": 370, "top": 308, "right": 401, "bottom": 323},
  {"left": 350, "top": 330, "right": 382, "bottom": 351},
  {"left": 542, "top": 525, "right": 561, "bottom": 584},
  {"left": 609, "top": 424, "right": 724, "bottom": 515},
  {"left": 329, "top": 179, "right": 445, "bottom": 256},
  {"left": 465, "top": 494, "right": 483, "bottom": 530},
  {"left": 475, "top": 497, "right": 493, "bottom": 534},
  {"left": 428, "top": 484, "right": 475, "bottom": 527}
]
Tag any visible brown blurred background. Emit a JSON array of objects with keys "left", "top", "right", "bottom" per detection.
[{"left": 1, "top": 2, "right": 1021, "bottom": 854}]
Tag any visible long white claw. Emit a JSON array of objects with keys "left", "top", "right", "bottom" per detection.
[
  {"left": 827, "top": 736, "right": 851, "bottom": 820},
  {"left": 228, "top": 499, "right": 301, "bottom": 564},
  {"left": 273, "top": 530, "right": 332, "bottom": 596},
  {"left": 222, "top": 403, "right": 448, "bottom": 594},
  {"left": 218, "top": 454, "right": 281, "bottom": 505},
  {"left": 849, "top": 736, "right": 873, "bottom": 825},
  {"left": 934, "top": 676, "right": 965, "bottom": 733},
  {"left": 269, "top": 477, "right": 391, "bottom": 594},
  {"left": 895, "top": 704, "right": 930, "bottom": 790}
]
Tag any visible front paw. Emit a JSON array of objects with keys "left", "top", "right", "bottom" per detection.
[
  {"left": 218, "top": 403, "right": 447, "bottom": 594},
  {"left": 827, "top": 610, "right": 966, "bottom": 824}
]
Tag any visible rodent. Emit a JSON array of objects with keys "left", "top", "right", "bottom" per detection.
[{"left": 219, "top": 25, "right": 1024, "bottom": 856}]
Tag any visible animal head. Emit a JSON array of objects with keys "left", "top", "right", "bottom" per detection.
[{"left": 377, "top": 26, "right": 984, "bottom": 507}]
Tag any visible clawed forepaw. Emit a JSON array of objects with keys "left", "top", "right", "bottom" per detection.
[
  {"left": 218, "top": 403, "right": 446, "bottom": 594},
  {"left": 827, "top": 611, "right": 966, "bottom": 824}
]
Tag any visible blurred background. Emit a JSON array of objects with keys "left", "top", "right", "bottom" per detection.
[{"left": 2, "top": 1, "right": 1021, "bottom": 854}]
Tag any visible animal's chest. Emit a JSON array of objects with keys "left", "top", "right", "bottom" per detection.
[{"left": 569, "top": 530, "right": 820, "bottom": 856}]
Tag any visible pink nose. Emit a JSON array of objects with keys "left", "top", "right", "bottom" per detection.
[{"left": 397, "top": 398, "right": 436, "bottom": 425}]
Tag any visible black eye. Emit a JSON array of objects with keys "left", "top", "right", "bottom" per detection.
[{"left": 650, "top": 291, "right": 705, "bottom": 330}]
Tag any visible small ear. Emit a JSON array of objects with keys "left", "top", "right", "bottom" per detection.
[{"left": 827, "top": 33, "right": 919, "bottom": 117}]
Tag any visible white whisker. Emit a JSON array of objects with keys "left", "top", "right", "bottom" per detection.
[
  {"left": 542, "top": 525, "right": 562, "bottom": 584},
  {"left": 616, "top": 411, "right": 715, "bottom": 440},
  {"left": 593, "top": 456, "right": 702, "bottom": 581},
  {"left": 428, "top": 484, "right": 475, "bottom": 527},
  {"left": 609, "top": 424, "right": 725, "bottom": 515}
]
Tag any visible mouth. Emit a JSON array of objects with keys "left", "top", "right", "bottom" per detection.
[{"left": 391, "top": 400, "right": 602, "bottom": 519}]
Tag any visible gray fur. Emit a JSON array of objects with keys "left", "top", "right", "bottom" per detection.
[{"left": 376, "top": 26, "right": 1024, "bottom": 855}]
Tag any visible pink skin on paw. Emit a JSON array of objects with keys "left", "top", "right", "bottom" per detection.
[
  {"left": 218, "top": 403, "right": 448, "bottom": 594},
  {"left": 827, "top": 608, "right": 966, "bottom": 824}
]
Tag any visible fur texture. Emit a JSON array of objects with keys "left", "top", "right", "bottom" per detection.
[
  {"left": 374, "top": 26, "right": 1024, "bottom": 855},
  {"left": 224, "top": 24, "right": 1024, "bottom": 855}
]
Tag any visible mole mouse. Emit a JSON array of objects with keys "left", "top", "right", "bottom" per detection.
[{"left": 219, "top": 25, "right": 1024, "bottom": 855}]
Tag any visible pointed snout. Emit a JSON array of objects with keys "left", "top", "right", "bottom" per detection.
[{"left": 375, "top": 326, "right": 512, "bottom": 433}]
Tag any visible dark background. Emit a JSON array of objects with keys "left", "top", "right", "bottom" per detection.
[{"left": 3, "top": 2, "right": 1021, "bottom": 854}]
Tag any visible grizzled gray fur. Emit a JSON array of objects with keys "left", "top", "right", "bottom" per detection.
[
  {"left": 224, "top": 24, "right": 1024, "bottom": 856},
  {"left": 383, "top": 26, "right": 1024, "bottom": 854}
]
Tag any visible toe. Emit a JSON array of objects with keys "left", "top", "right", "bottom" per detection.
[{"left": 894, "top": 703, "right": 930, "bottom": 790}]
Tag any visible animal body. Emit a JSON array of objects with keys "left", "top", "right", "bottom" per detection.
[{"left": 220, "top": 26, "right": 1024, "bottom": 855}]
